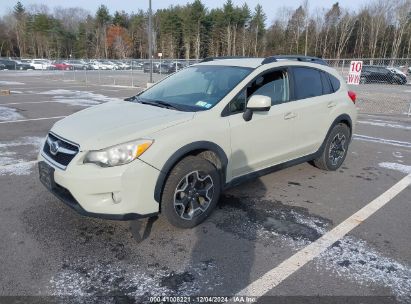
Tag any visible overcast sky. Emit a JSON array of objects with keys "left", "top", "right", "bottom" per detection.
[{"left": 1, "top": 0, "right": 367, "bottom": 24}]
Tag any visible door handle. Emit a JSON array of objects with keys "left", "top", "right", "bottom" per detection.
[
  {"left": 284, "top": 112, "right": 297, "bottom": 120},
  {"left": 327, "top": 101, "right": 337, "bottom": 108}
]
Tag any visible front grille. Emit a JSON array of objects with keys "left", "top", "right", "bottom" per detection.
[{"left": 42, "top": 133, "right": 79, "bottom": 169}]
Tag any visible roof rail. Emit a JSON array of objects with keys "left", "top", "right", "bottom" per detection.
[
  {"left": 201, "top": 56, "right": 253, "bottom": 62},
  {"left": 262, "top": 55, "right": 328, "bottom": 66}
]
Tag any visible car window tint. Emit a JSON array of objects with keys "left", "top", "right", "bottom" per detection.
[
  {"left": 321, "top": 72, "right": 333, "bottom": 94},
  {"left": 247, "top": 70, "right": 289, "bottom": 106},
  {"left": 293, "top": 67, "right": 323, "bottom": 99},
  {"left": 329, "top": 73, "right": 340, "bottom": 92},
  {"left": 229, "top": 89, "right": 246, "bottom": 114}
]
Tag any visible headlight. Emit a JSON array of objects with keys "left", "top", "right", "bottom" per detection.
[{"left": 83, "top": 139, "right": 153, "bottom": 167}]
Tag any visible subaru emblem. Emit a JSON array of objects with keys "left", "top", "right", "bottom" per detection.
[{"left": 50, "top": 140, "right": 60, "bottom": 155}]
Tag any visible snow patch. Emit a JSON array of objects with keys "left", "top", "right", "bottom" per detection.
[
  {"left": 38, "top": 89, "right": 122, "bottom": 107},
  {"left": 317, "top": 236, "right": 411, "bottom": 301},
  {"left": 49, "top": 258, "right": 220, "bottom": 298},
  {"left": 0, "top": 161, "right": 38, "bottom": 176},
  {"left": 0, "top": 81, "right": 25, "bottom": 85},
  {"left": 379, "top": 162, "right": 411, "bottom": 174},
  {"left": 0, "top": 136, "right": 44, "bottom": 176},
  {"left": 0, "top": 106, "right": 24, "bottom": 121}
]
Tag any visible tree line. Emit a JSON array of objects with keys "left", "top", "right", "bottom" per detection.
[{"left": 0, "top": 0, "right": 410, "bottom": 60}]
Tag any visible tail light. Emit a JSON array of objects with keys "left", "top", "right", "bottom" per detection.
[{"left": 348, "top": 91, "right": 356, "bottom": 104}]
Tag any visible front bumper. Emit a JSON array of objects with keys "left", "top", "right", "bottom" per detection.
[{"left": 38, "top": 152, "right": 161, "bottom": 220}]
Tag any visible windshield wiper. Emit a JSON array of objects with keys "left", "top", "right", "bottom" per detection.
[
  {"left": 126, "top": 95, "right": 182, "bottom": 111},
  {"left": 141, "top": 99, "right": 181, "bottom": 111},
  {"left": 148, "top": 100, "right": 181, "bottom": 110}
]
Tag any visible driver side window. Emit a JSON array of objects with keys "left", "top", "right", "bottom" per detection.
[
  {"left": 247, "top": 70, "right": 289, "bottom": 105},
  {"left": 229, "top": 69, "right": 289, "bottom": 114}
]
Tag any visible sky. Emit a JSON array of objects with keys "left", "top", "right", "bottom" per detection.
[{"left": 0, "top": 0, "right": 367, "bottom": 25}]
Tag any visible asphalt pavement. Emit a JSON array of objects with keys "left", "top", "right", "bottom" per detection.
[{"left": 0, "top": 70, "right": 410, "bottom": 303}]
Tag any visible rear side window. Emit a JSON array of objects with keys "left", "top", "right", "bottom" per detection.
[
  {"left": 321, "top": 72, "right": 333, "bottom": 95},
  {"left": 328, "top": 74, "right": 341, "bottom": 92},
  {"left": 293, "top": 67, "right": 323, "bottom": 99}
]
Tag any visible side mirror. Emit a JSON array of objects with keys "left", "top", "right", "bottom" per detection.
[
  {"left": 243, "top": 95, "right": 271, "bottom": 121},
  {"left": 247, "top": 95, "right": 271, "bottom": 111}
]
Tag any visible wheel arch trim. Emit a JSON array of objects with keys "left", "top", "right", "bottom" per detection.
[{"left": 153, "top": 141, "right": 228, "bottom": 204}]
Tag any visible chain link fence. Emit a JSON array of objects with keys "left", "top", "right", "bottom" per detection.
[
  {"left": 1, "top": 57, "right": 410, "bottom": 116},
  {"left": 325, "top": 58, "right": 411, "bottom": 116}
]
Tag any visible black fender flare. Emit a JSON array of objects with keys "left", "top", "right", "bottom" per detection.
[
  {"left": 317, "top": 114, "right": 353, "bottom": 156},
  {"left": 153, "top": 141, "right": 228, "bottom": 204}
]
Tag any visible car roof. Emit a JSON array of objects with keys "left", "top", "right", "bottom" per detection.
[
  {"left": 363, "top": 65, "right": 386, "bottom": 68},
  {"left": 195, "top": 56, "right": 328, "bottom": 69},
  {"left": 196, "top": 58, "right": 264, "bottom": 68}
]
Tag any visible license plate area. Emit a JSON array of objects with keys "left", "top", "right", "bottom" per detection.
[{"left": 39, "top": 161, "right": 56, "bottom": 190}]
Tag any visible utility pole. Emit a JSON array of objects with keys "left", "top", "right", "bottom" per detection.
[{"left": 148, "top": 0, "right": 153, "bottom": 84}]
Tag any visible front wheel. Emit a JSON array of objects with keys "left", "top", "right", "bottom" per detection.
[
  {"left": 161, "top": 156, "right": 221, "bottom": 228},
  {"left": 313, "top": 123, "right": 350, "bottom": 171}
]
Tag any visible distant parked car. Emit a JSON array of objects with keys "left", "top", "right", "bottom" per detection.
[
  {"left": 98, "top": 60, "right": 118, "bottom": 70},
  {"left": 0, "top": 59, "right": 18, "bottom": 70},
  {"left": 0, "top": 63, "right": 5, "bottom": 70},
  {"left": 117, "top": 61, "right": 131, "bottom": 70},
  {"left": 0, "top": 59, "right": 33, "bottom": 70},
  {"left": 12, "top": 60, "right": 33, "bottom": 70},
  {"left": 29, "top": 59, "right": 53, "bottom": 70},
  {"left": 52, "top": 61, "right": 73, "bottom": 70},
  {"left": 166, "top": 62, "right": 185, "bottom": 73},
  {"left": 132, "top": 61, "right": 143, "bottom": 70},
  {"left": 360, "top": 65, "right": 407, "bottom": 85},
  {"left": 387, "top": 67, "right": 407, "bottom": 78},
  {"left": 67, "top": 60, "right": 88, "bottom": 70},
  {"left": 143, "top": 62, "right": 160, "bottom": 73}
]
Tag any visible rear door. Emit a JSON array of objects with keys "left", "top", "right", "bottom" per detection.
[{"left": 287, "top": 66, "right": 334, "bottom": 156}]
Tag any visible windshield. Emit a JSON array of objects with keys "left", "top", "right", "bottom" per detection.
[{"left": 137, "top": 65, "right": 252, "bottom": 111}]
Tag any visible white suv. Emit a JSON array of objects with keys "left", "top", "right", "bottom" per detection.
[{"left": 38, "top": 56, "right": 357, "bottom": 228}]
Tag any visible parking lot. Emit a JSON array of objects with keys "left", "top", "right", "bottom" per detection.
[{"left": 0, "top": 70, "right": 410, "bottom": 302}]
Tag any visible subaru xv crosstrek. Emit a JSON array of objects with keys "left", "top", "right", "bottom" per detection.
[{"left": 38, "top": 56, "right": 357, "bottom": 228}]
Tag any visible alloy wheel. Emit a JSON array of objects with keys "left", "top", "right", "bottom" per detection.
[{"left": 173, "top": 171, "right": 214, "bottom": 221}]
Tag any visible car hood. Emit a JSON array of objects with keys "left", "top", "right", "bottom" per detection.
[{"left": 51, "top": 100, "right": 195, "bottom": 150}]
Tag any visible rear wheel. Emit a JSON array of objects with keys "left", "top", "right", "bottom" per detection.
[
  {"left": 313, "top": 123, "right": 350, "bottom": 171},
  {"left": 161, "top": 156, "right": 221, "bottom": 228}
]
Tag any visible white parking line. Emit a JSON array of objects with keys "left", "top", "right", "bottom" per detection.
[
  {"left": 236, "top": 173, "right": 411, "bottom": 297},
  {"left": 357, "top": 120, "right": 411, "bottom": 131},
  {"left": 354, "top": 134, "right": 411, "bottom": 149},
  {"left": 0, "top": 116, "right": 66, "bottom": 124}
]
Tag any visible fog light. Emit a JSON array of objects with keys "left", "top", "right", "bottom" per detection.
[{"left": 112, "top": 192, "right": 122, "bottom": 203}]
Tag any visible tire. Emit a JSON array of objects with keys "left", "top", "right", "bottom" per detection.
[
  {"left": 313, "top": 123, "right": 350, "bottom": 171},
  {"left": 161, "top": 156, "right": 221, "bottom": 228}
]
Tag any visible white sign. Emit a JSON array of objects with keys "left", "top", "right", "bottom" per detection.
[
  {"left": 347, "top": 61, "right": 363, "bottom": 85},
  {"left": 158, "top": 52, "right": 163, "bottom": 57}
]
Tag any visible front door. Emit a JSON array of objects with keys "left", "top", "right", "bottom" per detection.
[{"left": 227, "top": 68, "right": 296, "bottom": 180}]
